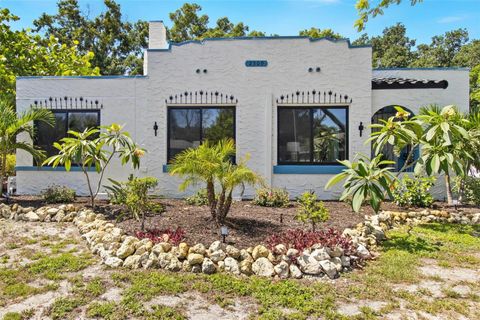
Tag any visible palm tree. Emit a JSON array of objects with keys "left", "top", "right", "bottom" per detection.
[
  {"left": 170, "top": 139, "right": 259, "bottom": 224},
  {"left": 0, "top": 99, "right": 54, "bottom": 195}
]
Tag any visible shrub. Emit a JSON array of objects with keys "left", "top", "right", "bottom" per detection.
[
  {"left": 295, "top": 191, "right": 329, "bottom": 231},
  {"left": 455, "top": 176, "right": 480, "bottom": 205},
  {"left": 253, "top": 187, "right": 290, "bottom": 207},
  {"left": 393, "top": 175, "right": 435, "bottom": 208},
  {"left": 185, "top": 188, "right": 210, "bottom": 206},
  {"left": 170, "top": 139, "right": 259, "bottom": 224},
  {"left": 41, "top": 185, "right": 76, "bottom": 203},
  {"left": 125, "top": 177, "right": 161, "bottom": 231},
  {"left": 265, "top": 228, "right": 355, "bottom": 257},
  {"left": 135, "top": 227, "right": 186, "bottom": 245},
  {"left": 104, "top": 175, "right": 133, "bottom": 205}
]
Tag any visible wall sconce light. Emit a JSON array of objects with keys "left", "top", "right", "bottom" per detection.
[
  {"left": 358, "top": 122, "right": 364, "bottom": 137},
  {"left": 452, "top": 199, "right": 459, "bottom": 210},
  {"left": 220, "top": 225, "right": 229, "bottom": 243},
  {"left": 153, "top": 122, "right": 159, "bottom": 136}
]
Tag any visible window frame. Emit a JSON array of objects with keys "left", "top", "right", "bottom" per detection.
[
  {"left": 167, "top": 106, "right": 236, "bottom": 163},
  {"left": 34, "top": 109, "right": 101, "bottom": 166},
  {"left": 277, "top": 105, "right": 349, "bottom": 166}
]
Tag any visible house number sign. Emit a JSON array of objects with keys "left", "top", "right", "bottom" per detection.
[{"left": 245, "top": 60, "right": 268, "bottom": 67}]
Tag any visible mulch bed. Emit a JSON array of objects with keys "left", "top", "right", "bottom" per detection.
[{"left": 4, "top": 195, "right": 480, "bottom": 249}]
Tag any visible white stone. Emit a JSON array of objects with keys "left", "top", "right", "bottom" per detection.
[
  {"left": 289, "top": 264, "right": 303, "bottom": 279},
  {"left": 274, "top": 261, "right": 289, "bottom": 279},
  {"left": 297, "top": 253, "right": 322, "bottom": 275},
  {"left": 25, "top": 211, "right": 40, "bottom": 222},
  {"left": 187, "top": 253, "right": 204, "bottom": 266},
  {"left": 209, "top": 250, "right": 226, "bottom": 263},
  {"left": 319, "top": 260, "right": 338, "bottom": 279},
  {"left": 104, "top": 256, "right": 124, "bottom": 268},
  {"left": 252, "top": 257, "right": 275, "bottom": 277},
  {"left": 252, "top": 245, "right": 269, "bottom": 260},
  {"left": 224, "top": 257, "right": 240, "bottom": 275},
  {"left": 202, "top": 258, "right": 216, "bottom": 274},
  {"left": 311, "top": 248, "right": 330, "bottom": 261}
]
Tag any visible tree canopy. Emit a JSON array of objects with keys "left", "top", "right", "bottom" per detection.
[{"left": 0, "top": 8, "right": 99, "bottom": 102}]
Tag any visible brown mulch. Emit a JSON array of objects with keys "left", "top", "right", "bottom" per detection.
[{"left": 4, "top": 195, "right": 480, "bottom": 249}]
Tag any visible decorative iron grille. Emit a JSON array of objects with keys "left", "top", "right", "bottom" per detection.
[
  {"left": 29, "top": 97, "right": 103, "bottom": 109},
  {"left": 165, "top": 91, "right": 237, "bottom": 105},
  {"left": 276, "top": 90, "right": 352, "bottom": 105}
]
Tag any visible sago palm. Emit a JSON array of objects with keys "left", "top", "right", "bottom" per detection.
[
  {"left": 170, "top": 138, "right": 259, "bottom": 224},
  {"left": 0, "top": 98, "right": 54, "bottom": 194}
]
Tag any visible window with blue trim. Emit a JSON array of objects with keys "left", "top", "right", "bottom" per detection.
[
  {"left": 277, "top": 107, "right": 348, "bottom": 165},
  {"left": 371, "top": 106, "right": 418, "bottom": 172},
  {"left": 34, "top": 110, "right": 100, "bottom": 165}
]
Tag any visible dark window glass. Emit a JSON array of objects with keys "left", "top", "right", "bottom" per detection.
[
  {"left": 313, "top": 108, "right": 347, "bottom": 162},
  {"left": 34, "top": 111, "right": 100, "bottom": 164},
  {"left": 168, "top": 107, "right": 235, "bottom": 162},
  {"left": 278, "top": 107, "right": 348, "bottom": 164},
  {"left": 278, "top": 109, "right": 311, "bottom": 163}
]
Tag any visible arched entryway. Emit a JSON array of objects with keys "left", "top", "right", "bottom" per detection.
[{"left": 371, "top": 105, "right": 418, "bottom": 172}]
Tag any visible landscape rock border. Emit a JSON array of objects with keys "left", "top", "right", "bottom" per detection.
[{"left": 1, "top": 203, "right": 479, "bottom": 279}]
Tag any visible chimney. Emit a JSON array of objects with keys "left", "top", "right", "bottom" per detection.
[{"left": 148, "top": 21, "right": 168, "bottom": 49}]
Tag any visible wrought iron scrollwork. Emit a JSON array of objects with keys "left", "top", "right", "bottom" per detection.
[
  {"left": 30, "top": 97, "right": 103, "bottom": 109},
  {"left": 165, "top": 91, "right": 238, "bottom": 105},
  {"left": 276, "top": 90, "right": 352, "bottom": 105}
]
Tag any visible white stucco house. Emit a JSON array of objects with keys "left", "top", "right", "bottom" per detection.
[{"left": 15, "top": 21, "right": 470, "bottom": 199}]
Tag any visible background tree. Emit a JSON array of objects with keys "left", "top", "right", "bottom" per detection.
[
  {"left": 0, "top": 8, "right": 99, "bottom": 102},
  {"left": 33, "top": 0, "right": 148, "bottom": 75},
  {"left": 355, "top": 0, "right": 423, "bottom": 31},
  {"left": 299, "top": 27, "right": 342, "bottom": 39}
]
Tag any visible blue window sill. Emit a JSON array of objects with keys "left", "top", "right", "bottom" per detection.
[
  {"left": 15, "top": 166, "right": 97, "bottom": 172},
  {"left": 273, "top": 165, "right": 345, "bottom": 174}
]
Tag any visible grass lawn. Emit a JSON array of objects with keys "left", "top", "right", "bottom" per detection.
[{"left": 0, "top": 220, "right": 479, "bottom": 319}]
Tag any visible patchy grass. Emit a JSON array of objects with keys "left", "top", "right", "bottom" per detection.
[
  {"left": 48, "top": 297, "right": 85, "bottom": 320},
  {"left": 86, "top": 301, "right": 121, "bottom": 320},
  {"left": 28, "top": 252, "right": 93, "bottom": 280}
]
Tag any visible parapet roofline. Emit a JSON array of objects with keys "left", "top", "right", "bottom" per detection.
[{"left": 146, "top": 35, "right": 371, "bottom": 52}]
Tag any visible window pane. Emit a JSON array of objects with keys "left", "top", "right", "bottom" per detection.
[
  {"left": 278, "top": 109, "right": 311, "bottom": 163},
  {"left": 169, "top": 109, "right": 201, "bottom": 160},
  {"left": 68, "top": 112, "right": 99, "bottom": 133},
  {"left": 35, "top": 113, "right": 67, "bottom": 159},
  {"left": 202, "top": 108, "right": 234, "bottom": 143},
  {"left": 313, "top": 108, "right": 347, "bottom": 163}
]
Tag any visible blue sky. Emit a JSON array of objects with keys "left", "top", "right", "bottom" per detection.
[{"left": 2, "top": 0, "right": 480, "bottom": 44}]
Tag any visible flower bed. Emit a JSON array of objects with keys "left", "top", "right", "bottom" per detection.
[{"left": 1, "top": 202, "right": 479, "bottom": 280}]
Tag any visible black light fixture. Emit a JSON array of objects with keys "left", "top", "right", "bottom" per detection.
[
  {"left": 308, "top": 67, "right": 313, "bottom": 72},
  {"left": 358, "top": 122, "right": 364, "bottom": 137},
  {"left": 203, "top": 69, "right": 207, "bottom": 73},
  {"left": 316, "top": 67, "right": 321, "bottom": 72},
  {"left": 153, "top": 122, "right": 159, "bottom": 136},
  {"left": 220, "top": 225, "right": 229, "bottom": 243},
  {"left": 196, "top": 69, "right": 201, "bottom": 74}
]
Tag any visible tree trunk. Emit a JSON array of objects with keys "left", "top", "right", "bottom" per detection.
[
  {"left": 141, "top": 212, "right": 145, "bottom": 231},
  {"left": 217, "top": 190, "right": 233, "bottom": 225},
  {"left": 445, "top": 174, "right": 453, "bottom": 205},
  {"left": 206, "top": 180, "right": 217, "bottom": 221},
  {"left": 0, "top": 153, "right": 6, "bottom": 197},
  {"left": 82, "top": 166, "right": 96, "bottom": 207}
]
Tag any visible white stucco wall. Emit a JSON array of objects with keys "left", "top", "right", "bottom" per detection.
[{"left": 15, "top": 37, "right": 470, "bottom": 200}]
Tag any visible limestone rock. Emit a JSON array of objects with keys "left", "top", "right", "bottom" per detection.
[
  {"left": 123, "top": 255, "right": 142, "bottom": 269},
  {"left": 274, "top": 261, "right": 289, "bottom": 279},
  {"left": 209, "top": 240, "right": 225, "bottom": 252},
  {"left": 116, "top": 236, "right": 138, "bottom": 259},
  {"left": 177, "top": 243, "right": 189, "bottom": 259},
  {"left": 252, "top": 245, "right": 269, "bottom": 260},
  {"left": 286, "top": 248, "right": 299, "bottom": 258},
  {"left": 274, "top": 244, "right": 287, "bottom": 255},
  {"left": 209, "top": 250, "right": 226, "bottom": 263},
  {"left": 187, "top": 253, "right": 204, "bottom": 266},
  {"left": 104, "top": 256, "right": 123, "bottom": 268},
  {"left": 327, "top": 246, "right": 344, "bottom": 258},
  {"left": 319, "top": 260, "right": 338, "bottom": 279},
  {"left": 224, "top": 257, "right": 240, "bottom": 275},
  {"left": 297, "top": 253, "right": 322, "bottom": 275},
  {"left": 225, "top": 245, "right": 241, "bottom": 259},
  {"left": 189, "top": 243, "right": 206, "bottom": 255},
  {"left": 252, "top": 257, "right": 275, "bottom": 277},
  {"left": 311, "top": 248, "right": 330, "bottom": 261},
  {"left": 25, "top": 211, "right": 40, "bottom": 222},
  {"left": 356, "top": 244, "right": 371, "bottom": 259},
  {"left": 240, "top": 259, "right": 253, "bottom": 275},
  {"left": 289, "top": 264, "right": 303, "bottom": 279},
  {"left": 202, "top": 258, "right": 216, "bottom": 274}
]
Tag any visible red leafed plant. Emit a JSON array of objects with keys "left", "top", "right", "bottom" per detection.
[
  {"left": 135, "top": 227, "right": 186, "bottom": 245},
  {"left": 265, "top": 228, "right": 355, "bottom": 255}
]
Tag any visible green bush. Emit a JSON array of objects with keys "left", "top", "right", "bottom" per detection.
[
  {"left": 125, "top": 177, "right": 161, "bottom": 231},
  {"left": 393, "top": 175, "right": 435, "bottom": 208},
  {"left": 295, "top": 191, "right": 329, "bottom": 231},
  {"left": 41, "top": 185, "right": 76, "bottom": 204},
  {"left": 455, "top": 176, "right": 480, "bottom": 205},
  {"left": 6, "top": 154, "right": 15, "bottom": 177},
  {"left": 185, "top": 188, "right": 210, "bottom": 206},
  {"left": 104, "top": 175, "right": 133, "bottom": 205},
  {"left": 253, "top": 187, "right": 290, "bottom": 207}
]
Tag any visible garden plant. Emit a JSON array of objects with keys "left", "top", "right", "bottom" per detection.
[
  {"left": 253, "top": 187, "right": 290, "bottom": 208},
  {"left": 170, "top": 138, "right": 259, "bottom": 225},
  {"left": 295, "top": 191, "right": 329, "bottom": 231},
  {"left": 44, "top": 123, "right": 144, "bottom": 207}
]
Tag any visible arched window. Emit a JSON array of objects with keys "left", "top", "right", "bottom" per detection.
[{"left": 371, "top": 106, "right": 418, "bottom": 172}]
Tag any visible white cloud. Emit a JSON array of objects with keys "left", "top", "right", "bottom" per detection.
[{"left": 437, "top": 15, "right": 467, "bottom": 24}]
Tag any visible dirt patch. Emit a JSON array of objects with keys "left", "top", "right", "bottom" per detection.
[
  {"left": 116, "top": 199, "right": 369, "bottom": 249},
  {"left": 419, "top": 260, "right": 480, "bottom": 283}
]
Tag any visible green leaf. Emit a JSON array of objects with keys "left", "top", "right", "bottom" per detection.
[{"left": 431, "top": 154, "right": 440, "bottom": 173}]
